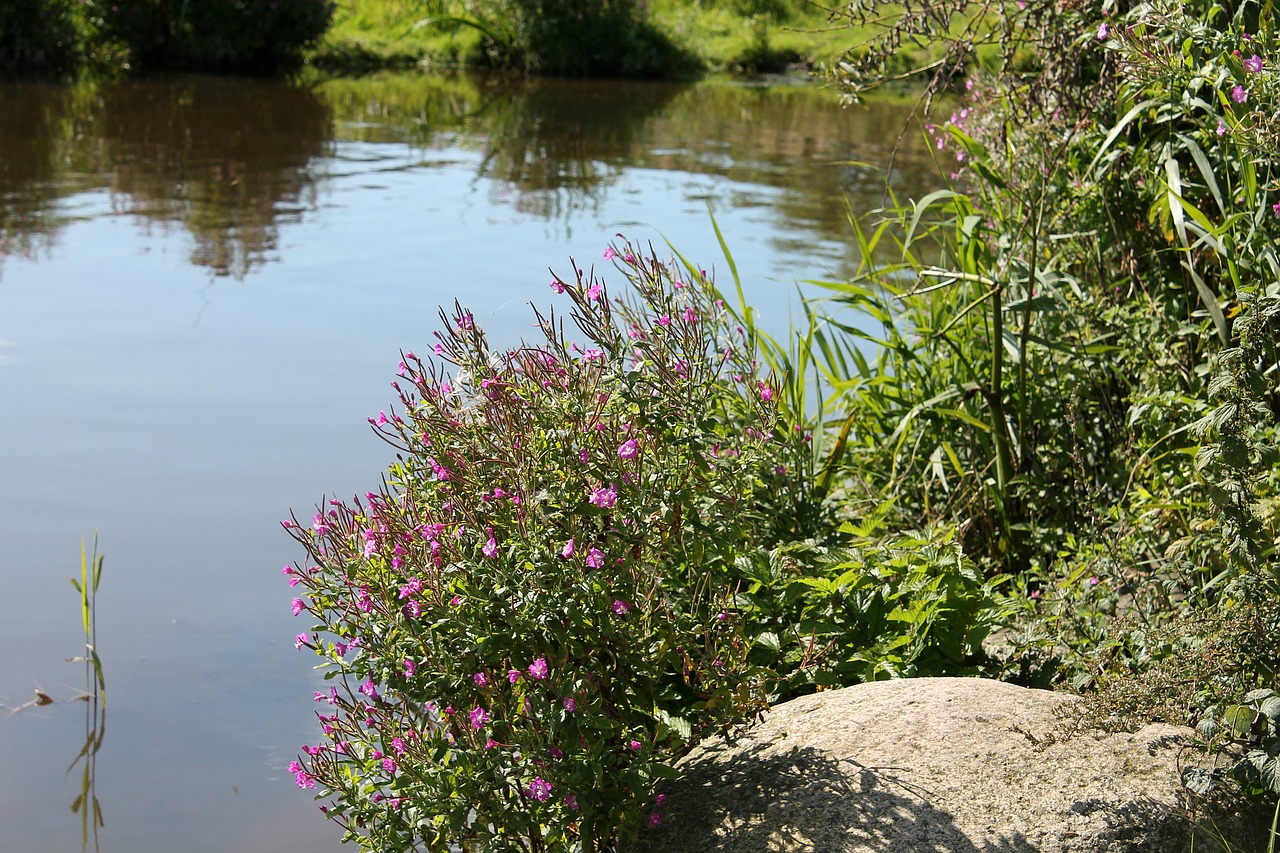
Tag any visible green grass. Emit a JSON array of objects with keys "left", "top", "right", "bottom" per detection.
[{"left": 306, "top": 0, "right": 937, "bottom": 77}]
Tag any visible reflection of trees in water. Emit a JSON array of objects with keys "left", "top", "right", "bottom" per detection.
[
  {"left": 0, "top": 76, "right": 331, "bottom": 279},
  {"left": 0, "top": 83, "right": 100, "bottom": 263},
  {"left": 1, "top": 72, "right": 938, "bottom": 280},
  {"left": 91, "top": 78, "right": 331, "bottom": 278},
  {"left": 320, "top": 73, "right": 938, "bottom": 270}
]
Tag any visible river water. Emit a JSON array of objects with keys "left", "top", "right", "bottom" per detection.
[{"left": 0, "top": 70, "right": 937, "bottom": 852}]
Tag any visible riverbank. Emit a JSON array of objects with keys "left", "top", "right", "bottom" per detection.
[{"left": 303, "top": 0, "right": 927, "bottom": 77}]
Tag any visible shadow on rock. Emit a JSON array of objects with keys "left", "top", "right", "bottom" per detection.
[{"left": 631, "top": 739, "right": 1038, "bottom": 853}]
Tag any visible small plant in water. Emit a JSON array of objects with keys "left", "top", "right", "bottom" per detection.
[
  {"left": 284, "top": 241, "right": 807, "bottom": 851},
  {"left": 68, "top": 534, "right": 107, "bottom": 851}
]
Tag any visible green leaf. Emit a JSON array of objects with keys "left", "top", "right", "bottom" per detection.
[{"left": 1181, "top": 766, "right": 1218, "bottom": 794}]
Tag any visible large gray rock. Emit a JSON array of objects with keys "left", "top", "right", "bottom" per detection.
[{"left": 634, "top": 678, "right": 1268, "bottom": 852}]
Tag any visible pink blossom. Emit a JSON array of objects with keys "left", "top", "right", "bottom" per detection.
[
  {"left": 589, "top": 485, "right": 617, "bottom": 508},
  {"left": 291, "top": 597, "right": 305, "bottom": 616},
  {"left": 565, "top": 794, "right": 580, "bottom": 810},
  {"left": 586, "top": 282, "right": 604, "bottom": 301},
  {"left": 392, "top": 737, "right": 407, "bottom": 754},
  {"left": 470, "top": 707, "right": 491, "bottom": 730},
  {"left": 294, "top": 633, "right": 309, "bottom": 649},
  {"left": 1245, "top": 54, "right": 1264, "bottom": 73},
  {"left": 525, "top": 777, "right": 553, "bottom": 802},
  {"left": 528, "top": 657, "right": 549, "bottom": 680},
  {"left": 1232, "top": 85, "right": 1248, "bottom": 103},
  {"left": 603, "top": 246, "right": 617, "bottom": 260},
  {"left": 550, "top": 278, "right": 566, "bottom": 294},
  {"left": 628, "top": 739, "right": 642, "bottom": 751},
  {"left": 612, "top": 600, "right": 630, "bottom": 616},
  {"left": 1096, "top": 22, "right": 1108, "bottom": 40},
  {"left": 563, "top": 697, "right": 576, "bottom": 712},
  {"left": 382, "top": 758, "right": 398, "bottom": 774},
  {"left": 649, "top": 813, "right": 662, "bottom": 827},
  {"left": 561, "top": 538, "right": 575, "bottom": 558},
  {"left": 586, "top": 548, "right": 605, "bottom": 569},
  {"left": 508, "top": 669, "right": 522, "bottom": 684},
  {"left": 618, "top": 439, "right": 639, "bottom": 459},
  {"left": 404, "top": 658, "right": 417, "bottom": 677},
  {"left": 474, "top": 671, "right": 489, "bottom": 687},
  {"left": 1217, "top": 119, "right": 1227, "bottom": 136}
]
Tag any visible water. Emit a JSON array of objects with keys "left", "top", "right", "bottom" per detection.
[{"left": 0, "top": 70, "right": 938, "bottom": 851}]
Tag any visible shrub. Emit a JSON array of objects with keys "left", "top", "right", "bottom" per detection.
[
  {"left": 0, "top": 0, "right": 84, "bottom": 79},
  {"left": 83, "top": 0, "right": 334, "bottom": 74},
  {"left": 283, "top": 242, "right": 810, "bottom": 850},
  {"left": 440, "top": 0, "right": 700, "bottom": 78}
]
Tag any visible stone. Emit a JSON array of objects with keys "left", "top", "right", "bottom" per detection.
[{"left": 632, "top": 677, "right": 1269, "bottom": 852}]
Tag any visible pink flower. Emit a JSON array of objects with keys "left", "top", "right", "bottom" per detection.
[
  {"left": 618, "top": 438, "right": 639, "bottom": 459},
  {"left": 392, "top": 737, "right": 407, "bottom": 754},
  {"left": 628, "top": 739, "right": 642, "bottom": 751},
  {"left": 649, "top": 813, "right": 662, "bottom": 827},
  {"left": 612, "top": 600, "right": 630, "bottom": 616},
  {"left": 1232, "top": 85, "right": 1248, "bottom": 103},
  {"left": 528, "top": 657, "right": 549, "bottom": 680},
  {"left": 757, "top": 381, "right": 774, "bottom": 402},
  {"left": 550, "top": 278, "right": 566, "bottom": 294},
  {"left": 561, "top": 538, "right": 575, "bottom": 558},
  {"left": 589, "top": 485, "right": 617, "bottom": 508},
  {"left": 291, "top": 597, "right": 305, "bottom": 616},
  {"left": 565, "top": 794, "right": 580, "bottom": 810},
  {"left": 508, "top": 669, "right": 522, "bottom": 683},
  {"left": 294, "top": 633, "right": 309, "bottom": 649},
  {"left": 470, "top": 707, "right": 491, "bottom": 730},
  {"left": 563, "top": 697, "right": 576, "bottom": 712},
  {"left": 603, "top": 246, "right": 617, "bottom": 260},
  {"left": 474, "top": 671, "right": 489, "bottom": 687},
  {"left": 525, "top": 777, "right": 553, "bottom": 802},
  {"left": 382, "top": 758, "right": 397, "bottom": 774},
  {"left": 1272, "top": 201, "right": 1280, "bottom": 217},
  {"left": 1217, "top": 119, "right": 1227, "bottom": 136},
  {"left": 586, "top": 282, "right": 604, "bottom": 301},
  {"left": 1096, "top": 22, "right": 1108, "bottom": 40},
  {"left": 586, "top": 548, "right": 605, "bottom": 569},
  {"left": 1245, "top": 54, "right": 1264, "bottom": 73},
  {"left": 482, "top": 530, "right": 499, "bottom": 558}
]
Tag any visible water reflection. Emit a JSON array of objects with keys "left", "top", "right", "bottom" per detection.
[
  {"left": 0, "top": 71, "right": 938, "bottom": 281},
  {"left": 0, "top": 77, "right": 329, "bottom": 278}
]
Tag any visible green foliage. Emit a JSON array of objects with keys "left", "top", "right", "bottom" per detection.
[
  {"left": 817, "top": 0, "right": 1280, "bottom": 780},
  {"left": 0, "top": 0, "right": 90, "bottom": 79},
  {"left": 421, "top": 0, "right": 700, "bottom": 78},
  {"left": 83, "top": 0, "right": 335, "bottom": 74},
  {"left": 284, "top": 242, "right": 811, "bottom": 850},
  {"left": 729, "top": 508, "right": 996, "bottom": 697}
]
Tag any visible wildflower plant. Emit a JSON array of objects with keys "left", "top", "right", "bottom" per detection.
[{"left": 283, "top": 241, "right": 805, "bottom": 851}]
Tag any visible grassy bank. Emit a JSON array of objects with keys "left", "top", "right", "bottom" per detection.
[{"left": 305, "top": 0, "right": 907, "bottom": 76}]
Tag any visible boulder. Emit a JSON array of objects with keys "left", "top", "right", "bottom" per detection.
[{"left": 633, "top": 677, "right": 1268, "bottom": 853}]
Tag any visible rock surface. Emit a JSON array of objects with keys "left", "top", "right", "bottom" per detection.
[{"left": 632, "top": 678, "right": 1267, "bottom": 852}]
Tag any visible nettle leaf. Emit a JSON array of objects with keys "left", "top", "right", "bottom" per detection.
[
  {"left": 1263, "top": 757, "right": 1280, "bottom": 795},
  {"left": 1260, "top": 696, "right": 1280, "bottom": 724},
  {"left": 753, "top": 631, "right": 781, "bottom": 652},
  {"left": 1181, "top": 766, "right": 1218, "bottom": 794},
  {"left": 1195, "top": 718, "right": 1221, "bottom": 740},
  {"left": 1223, "top": 705, "right": 1256, "bottom": 735}
]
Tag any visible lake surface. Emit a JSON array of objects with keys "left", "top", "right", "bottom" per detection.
[{"left": 0, "top": 70, "right": 937, "bottom": 851}]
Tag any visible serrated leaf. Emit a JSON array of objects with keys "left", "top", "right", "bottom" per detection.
[
  {"left": 1223, "top": 705, "right": 1256, "bottom": 735},
  {"left": 753, "top": 631, "right": 781, "bottom": 652},
  {"left": 1181, "top": 766, "right": 1218, "bottom": 794}
]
